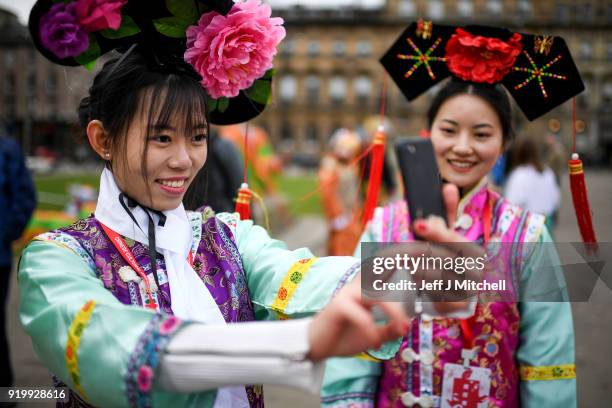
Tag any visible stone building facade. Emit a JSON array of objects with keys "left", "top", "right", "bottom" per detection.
[
  {"left": 258, "top": 0, "right": 612, "bottom": 163},
  {"left": 1, "top": 2, "right": 611, "bottom": 162},
  {"left": 0, "top": 8, "right": 94, "bottom": 156}
]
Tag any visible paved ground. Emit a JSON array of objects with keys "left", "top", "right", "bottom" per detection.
[{"left": 6, "top": 169, "right": 612, "bottom": 407}]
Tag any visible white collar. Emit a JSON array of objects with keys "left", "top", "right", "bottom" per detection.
[{"left": 94, "top": 167, "right": 192, "bottom": 257}]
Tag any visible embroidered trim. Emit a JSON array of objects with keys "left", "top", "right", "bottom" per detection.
[
  {"left": 35, "top": 232, "right": 96, "bottom": 270},
  {"left": 187, "top": 211, "right": 203, "bottom": 261},
  {"left": 382, "top": 202, "right": 392, "bottom": 242},
  {"left": 321, "top": 391, "right": 376, "bottom": 406},
  {"left": 332, "top": 262, "right": 361, "bottom": 297},
  {"left": 519, "top": 364, "right": 576, "bottom": 381},
  {"left": 125, "top": 314, "right": 183, "bottom": 408},
  {"left": 65, "top": 300, "right": 96, "bottom": 400},
  {"left": 419, "top": 317, "right": 434, "bottom": 400},
  {"left": 215, "top": 218, "right": 242, "bottom": 268},
  {"left": 523, "top": 212, "right": 545, "bottom": 244},
  {"left": 356, "top": 352, "right": 382, "bottom": 362},
  {"left": 496, "top": 203, "right": 519, "bottom": 239},
  {"left": 216, "top": 212, "right": 239, "bottom": 238},
  {"left": 271, "top": 257, "right": 317, "bottom": 314}
]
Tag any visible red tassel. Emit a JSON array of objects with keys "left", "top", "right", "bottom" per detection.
[
  {"left": 362, "top": 126, "right": 386, "bottom": 227},
  {"left": 235, "top": 183, "right": 252, "bottom": 220},
  {"left": 568, "top": 154, "right": 597, "bottom": 244}
]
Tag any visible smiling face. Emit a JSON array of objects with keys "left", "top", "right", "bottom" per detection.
[
  {"left": 111, "top": 88, "right": 208, "bottom": 211},
  {"left": 430, "top": 93, "right": 504, "bottom": 191}
]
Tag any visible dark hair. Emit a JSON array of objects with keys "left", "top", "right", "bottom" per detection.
[
  {"left": 427, "top": 79, "right": 514, "bottom": 145},
  {"left": 78, "top": 47, "right": 209, "bottom": 201},
  {"left": 510, "top": 135, "right": 544, "bottom": 172}
]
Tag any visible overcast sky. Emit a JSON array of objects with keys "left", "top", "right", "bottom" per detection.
[{"left": 0, "top": 0, "right": 384, "bottom": 25}]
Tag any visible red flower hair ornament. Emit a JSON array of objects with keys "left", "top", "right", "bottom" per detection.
[{"left": 445, "top": 28, "right": 523, "bottom": 84}]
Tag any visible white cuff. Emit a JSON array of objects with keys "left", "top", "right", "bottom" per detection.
[{"left": 157, "top": 318, "right": 325, "bottom": 395}]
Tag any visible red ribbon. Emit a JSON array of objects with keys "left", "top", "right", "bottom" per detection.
[{"left": 99, "top": 222, "right": 194, "bottom": 310}]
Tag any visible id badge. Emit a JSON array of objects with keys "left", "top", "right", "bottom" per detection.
[
  {"left": 138, "top": 275, "right": 159, "bottom": 309},
  {"left": 441, "top": 363, "right": 491, "bottom": 408}
]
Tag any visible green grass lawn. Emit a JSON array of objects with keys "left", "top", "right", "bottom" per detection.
[
  {"left": 34, "top": 172, "right": 323, "bottom": 215},
  {"left": 277, "top": 174, "right": 321, "bottom": 215}
]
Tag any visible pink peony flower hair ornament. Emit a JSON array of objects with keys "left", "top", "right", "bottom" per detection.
[
  {"left": 29, "top": 0, "right": 285, "bottom": 125},
  {"left": 185, "top": 0, "right": 286, "bottom": 99}
]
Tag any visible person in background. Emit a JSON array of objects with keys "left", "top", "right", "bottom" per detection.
[
  {"left": 318, "top": 128, "right": 363, "bottom": 255},
  {"left": 0, "top": 133, "right": 37, "bottom": 388},
  {"left": 183, "top": 129, "right": 244, "bottom": 213},
  {"left": 489, "top": 153, "right": 508, "bottom": 190},
  {"left": 543, "top": 133, "right": 566, "bottom": 187},
  {"left": 505, "top": 135, "right": 561, "bottom": 231}
]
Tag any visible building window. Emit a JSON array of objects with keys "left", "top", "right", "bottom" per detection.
[
  {"left": 603, "top": 80, "right": 612, "bottom": 99},
  {"left": 45, "top": 70, "right": 57, "bottom": 96},
  {"left": 281, "top": 122, "right": 292, "bottom": 141},
  {"left": 306, "top": 123, "right": 318, "bottom": 143},
  {"left": 27, "top": 72, "right": 36, "bottom": 100},
  {"left": 3, "top": 50, "right": 14, "bottom": 69},
  {"left": 279, "top": 75, "right": 297, "bottom": 102},
  {"left": 486, "top": 0, "right": 503, "bottom": 16},
  {"left": 280, "top": 38, "right": 295, "bottom": 57},
  {"left": 354, "top": 75, "right": 372, "bottom": 105},
  {"left": 576, "top": 2, "right": 594, "bottom": 22},
  {"left": 356, "top": 40, "right": 372, "bottom": 57},
  {"left": 307, "top": 41, "right": 320, "bottom": 57},
  {"left": 332, "top": 40, "right": 346, "bottom": 57},
  {"left": 305, "top": 74, "right": 320, "bottom": 105},
  {"left": 457, "top": 0, "right": 474, "bottom": 17},
  {"left": 397, "top": 0, "right": 416, "bottom": 17},
  {"left": 516, "top": 0, "right": 531, "bottom": 19},
  {"left": 556, "top": 3, "right": 570, "bottom": 23},
  {"left": 580, "top": 41, "right": 593, "bottom": 60},
  {"left": 427, "top": 0, "right": 444, "bottom": 20},
  {"left": 46, "top": 70, "right": 57, "bottom": 117},
  {"left": 3, "top": 74, "right": 14, "bottom": 96},
  {"left": 329, "top": 75, "right": 347, "bottom": 105}
]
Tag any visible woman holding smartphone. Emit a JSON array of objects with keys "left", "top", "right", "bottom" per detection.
[
  {"left": 19, "top": 1, "right": 419, "bottom": 406},
  {"left": 323, "top": 22, "right": 579, "bottom": 408}
]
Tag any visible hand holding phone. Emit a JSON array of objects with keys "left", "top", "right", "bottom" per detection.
[{"left": 394, "top": 138, "right": 477, "bottom": 319}]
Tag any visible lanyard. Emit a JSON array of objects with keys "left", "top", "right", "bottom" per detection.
[
  {"left": 459, "top": 191, "right": 493, "bottom": 350},
  {"left": 99, "top": 222, "right": 194, "bottom": 310}
]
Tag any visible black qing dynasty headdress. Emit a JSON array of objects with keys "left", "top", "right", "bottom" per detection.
[
  {"left": 381, "top": 19, "right": 584, "bottom": 121},
  {"left": 28, "top": 0, "right": 286, "bottom": 125},
  {"left": 380, "top": 19, "right": 598, "bottom": 246}
]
